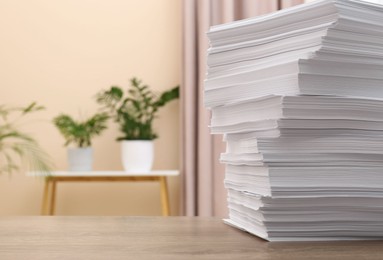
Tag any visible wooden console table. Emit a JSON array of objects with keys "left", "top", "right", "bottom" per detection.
[
  {"left": 0, "top": 217, "right": 382, "bottom": 259},
  {"left": 28, "top": 171, "right": 179, "bottom": 216}
]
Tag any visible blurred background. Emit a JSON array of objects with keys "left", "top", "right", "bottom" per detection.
[{"left": 0, "top": 0, "right": 181, "bottom": 216}]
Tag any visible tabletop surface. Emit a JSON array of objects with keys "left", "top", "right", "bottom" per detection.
[
  {"left": 0, "top": 217, "right": 382, "bottom": 260},
  {"left": 27, "top": 170, "right": 179, "bottom": 177}
]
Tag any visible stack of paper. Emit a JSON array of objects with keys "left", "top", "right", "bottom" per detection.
[
  {"left": 205, "top": 0, "right": 383, "bottom": 241},
  {"left": 205, "top": 0, "right": 383, "bottom": 107}
]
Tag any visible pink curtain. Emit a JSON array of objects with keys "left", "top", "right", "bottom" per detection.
[{"left": 181, "top": 0, "right": 304, "bottom": 217}]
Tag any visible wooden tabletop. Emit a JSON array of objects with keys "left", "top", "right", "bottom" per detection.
[{"left": 0, "top": 217, "right": 382, "bottom": 260}]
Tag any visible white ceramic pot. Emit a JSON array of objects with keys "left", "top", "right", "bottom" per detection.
[
  {"left": 121, "top": 140, "right": 154, "bottom": 173},
  {"left": 67, "top": 147, "right": 93, "bottom": 171}
]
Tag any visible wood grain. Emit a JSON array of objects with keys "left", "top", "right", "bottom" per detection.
[{"left": 0, "top": 217, "right": 382, "bottom": 259}]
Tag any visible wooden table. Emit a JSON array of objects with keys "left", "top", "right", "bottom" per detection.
[
  {"left": 0, "top": 217, "right": 382, "bottom": 260},
  {"left": 27, "top": 171, "right": 179, "bottom": 216}
]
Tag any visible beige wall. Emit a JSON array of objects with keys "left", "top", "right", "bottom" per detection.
[{"left": 0, "top": 0, "right": 181, "bottom": 215}]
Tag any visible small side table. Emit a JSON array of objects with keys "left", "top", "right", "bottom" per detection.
[{"left": 27, "top": 171, "right": 179, "bottom": 216}]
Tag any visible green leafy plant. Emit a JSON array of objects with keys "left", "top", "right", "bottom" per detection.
[
  {"left": 53, "top": 112, "right": 109, "bottom": 147},
  {"left": 97, "top": 78, "right": 179, "bottom": 140},
  {"left": 0, "top": 102, "right": 52, "bottom": 174}
]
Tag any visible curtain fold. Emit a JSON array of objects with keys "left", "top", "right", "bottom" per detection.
[{"left": 181, "top": 0, "right": 304, "bottom": 217}]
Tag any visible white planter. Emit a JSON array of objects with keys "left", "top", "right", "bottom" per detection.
[
  {"left": 121, "top": 140, "right": 154, "bottom": 173},
  {"left": 68, "top": 147, "right": 93, "bottom": 171}
]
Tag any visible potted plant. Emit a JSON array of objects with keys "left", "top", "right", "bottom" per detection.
[
  {"left": 97, "top": 78, "right": 179, "bottom": 172},
  {"left": 53, "top": 112, "right": 109, "bottom": 171},
  {"left": 0, "top": 102, "right": 52, "bottom": 174}
]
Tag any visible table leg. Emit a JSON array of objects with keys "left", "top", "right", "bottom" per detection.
[
  {"left": 49, "top": 179, "right": 57, "bottom": 216},
  {"left": 41, "top": 178, "right": 50, "bottom": 215},
  {"left": 159, "top": 176, "right": 170, "bottom": 216}
]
